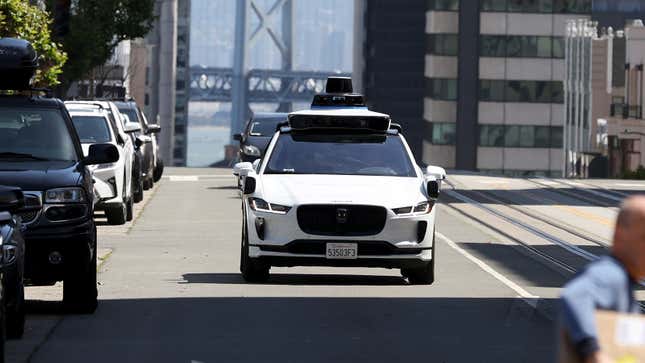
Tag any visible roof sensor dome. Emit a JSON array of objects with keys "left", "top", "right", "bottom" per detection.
[{"left": 325, "top": 77, "right": 353, "bottom": 94}]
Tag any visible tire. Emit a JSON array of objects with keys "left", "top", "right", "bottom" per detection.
[
  {"left": 240, "top": 220, "right": 270, "bottom": 283},
  {"left": 402, "top": 234, "right": 436, "bottom": 285},
  {"left": 153, "top": 159, "right": 164, "bottom": 182},
  {"left": 0, "top": 297, "right": 6, "bottom": 363},
  {"left": 63, "top": 247, "right": 98, "bottom": 314},
  {"left": 105, "top": 204, "right": 127, "bottom": 225},
  {"left": 5, "top": 283, "right": 24, "bottom": 339},
  {"left": 125, "top": 197, "right": 134, "bottom": 222},
  {"left": 133, "top": 179, "right": 144, "bottom": 203},
  {"left": 404, "top": 261, "right": 435, "bottom": 285},
  {"left": 143, "top": 177, "right": 152, "bottom": 191}
]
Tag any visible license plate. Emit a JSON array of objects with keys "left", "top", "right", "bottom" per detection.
[{"left": 326, "top": 243, "right": 358, "bottom": 259}]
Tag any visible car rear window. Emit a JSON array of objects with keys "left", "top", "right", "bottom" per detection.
[{"left": 72, "top": 115, "right": 112, "bottom": 143}]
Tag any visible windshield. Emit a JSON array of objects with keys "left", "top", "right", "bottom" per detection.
[
  {"left": 72, "top": 115, "right": 112, "bottom": 143},
  {"left": 249, "top": 119, "right": 283, "bottom": 136},
  {"left": 0, "top": 107, "right": 77, "bottom": 161},
  {"left": 265, "top": 133, "right": 416, "bottom": 177}
]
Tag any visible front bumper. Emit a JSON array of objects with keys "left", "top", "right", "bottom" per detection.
[
  {"left": 92, "top": 166, "right": 123, "bottom": 206},
  {"left": 246, "top": 205, "right": 436, "bottom": 267},
  {"left": 23, "top": 218, "right": 95, "bottom": 285}
]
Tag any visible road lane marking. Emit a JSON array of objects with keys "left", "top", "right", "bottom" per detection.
[
  {"left": 168, "top": 175, "right": 199, "bottom": 181},
  {"left": 436, "top": 231, "right": 539, "bottom": 308},
  {"left": 166, "top": 175, "right": 233, "bottom": 181},
  {"left": 613, "top": 183, "right": 645, "bottom": 188}
]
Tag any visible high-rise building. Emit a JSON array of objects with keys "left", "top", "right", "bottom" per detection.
[
  {"left": 145, "top": 0, "right": 191, "bottom": 166},
  {"left": 356, "top": 0, "right": 427, "bottom": 160},
  {"left": 424, "top": 0, "right": 592, "bottom": 176},
  {"left": 174, "top": 0, "right": 191, "bottom": 165}
]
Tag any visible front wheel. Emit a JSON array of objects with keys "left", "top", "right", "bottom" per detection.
[
  {"left": 403, "top": 260, "right": 435, "bottom": 285},
  {"left": 240, "top": 222, "right": 270, "bottom": 283},
  {"left": 133, "top": 179, "right": 144, "bottom": 203},
  {"left": 402, "top": 234, "right": 436, "bottom": 285},
  {"left": 5, "top": 283, "right": 24, "bottom": 339},
  {"left": 105, "top": 204, "right": 127, "bottom": 225},
  {"left": 63, "top": 249, "right": 98, "bottom": 314}
]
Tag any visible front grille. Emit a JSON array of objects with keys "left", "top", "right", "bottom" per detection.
[
  {"left": 297, "top": 205, "right": 387, "bottom": 236},
  {"left": 19, "top": 192, "right": 42, "bottom": 225},
  {"left": 259, "top": 240, "right": 423, "bottom": 256},
  {"left": 18, "top": 210, "right": 38, "bottom": 224}
]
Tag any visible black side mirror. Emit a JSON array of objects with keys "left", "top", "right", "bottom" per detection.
[
  {"left": 0, "top": 186, "right": 24, "bottom": 213},
  {"left": 135, "top": 135, "right": 152, "bottom": 148},
  {"left": 427, "top": 180, "right": 440, "bottom": 199},
  {"left": 85, "top": 143, "right": 119, "bottom": 165},
  {"left": 243, "top": 176, "right": 256, "bottom": 195},
  {"left": 146, "top": 124, "right": 161, "bottom": 134},
  {"left": 233, "top": 133, "right": 242, "bottom": 141}
]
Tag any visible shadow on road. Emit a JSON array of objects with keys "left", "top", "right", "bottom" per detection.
[
  {"left": 207, "top": 186, "right": 239, "bottom": 190},
  {"left": 444, "top": 187, "right": 624, "bottom": 207},
  {"left": 458, "top": 243, "right": 588, "bottom": 288},
  {"left": 28, "top": 297, "right": 557, "bottom": 363},
  {"left": 181, "top": 273, "right": 407, "bottom": 286}
]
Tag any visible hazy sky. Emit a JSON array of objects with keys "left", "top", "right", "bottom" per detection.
[{"left": 190, "top": 0, "right": 354, "bottom": 73}]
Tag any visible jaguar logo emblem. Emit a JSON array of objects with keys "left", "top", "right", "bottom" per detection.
[{"left": 336, "top": 208, "right": 349, "bottom": 224}]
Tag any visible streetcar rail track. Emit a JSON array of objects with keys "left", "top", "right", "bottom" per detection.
[{"left": 442, "top": 178, "right": 645, "bottom": 309}]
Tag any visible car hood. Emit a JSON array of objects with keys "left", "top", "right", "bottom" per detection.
[
  {"left": 0, "top": 161, "right": 82, "bottom": 191},
  {"left": 258, "top": 174, "right": 425, "bottom": 208}
]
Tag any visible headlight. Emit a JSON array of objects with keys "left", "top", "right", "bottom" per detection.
[
  {"left": 45, "top": 188, "right": 86, "bottom": 203},
  {"left": 242, "top": 145, "right": 261, "bottom": 156},
  {"left": 393, "top": 202, "right": 432, "bottom": 215},
  {"left": 249, "top": 197, "right": 291, "bottom": 214}
]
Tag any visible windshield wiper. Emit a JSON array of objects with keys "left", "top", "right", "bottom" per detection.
[{"left": 0, "top": 152, "right": 51, "bottom": 161}]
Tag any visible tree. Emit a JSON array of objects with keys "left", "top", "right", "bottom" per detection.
[
  {"left": 49, "top": 0, "right": 155, "bottom": 88},
  {"left": 0, "top": 0, "right": 68, "bottom": 87}
]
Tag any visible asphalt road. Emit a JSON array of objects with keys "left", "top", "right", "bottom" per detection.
[{"left": 8, "top": 168, "right": 643, "bottom": 362}]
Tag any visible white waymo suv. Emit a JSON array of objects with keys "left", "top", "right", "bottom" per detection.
[{"left": 235, "top": 77, "right": 446, "bottom": 284}]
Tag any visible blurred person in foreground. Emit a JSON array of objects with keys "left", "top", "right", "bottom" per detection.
[{"left": 560, "top": 196, "right": 645, "bottom": 363}]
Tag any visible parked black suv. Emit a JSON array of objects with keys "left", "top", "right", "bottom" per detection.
[
  {"left": 234, "top": 112, "right": 287, "bottom": 162},
  {"left": 0, "top": 95, "right": 118, "bottom": 312},
  {"left": 0, "top": 186, "right": 26, "bottom": 339},
  {"left": 0, "top": 38, "right": 117, "bottom": 312}
]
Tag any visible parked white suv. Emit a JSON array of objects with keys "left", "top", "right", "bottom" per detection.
[
  {"left": 65, "top": 101, "right": 141, "bottom": 203},
  {"left": 67, "top": 108, "right": 133, "bottom": 224}
]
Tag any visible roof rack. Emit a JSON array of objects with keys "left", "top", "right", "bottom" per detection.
[
  {"left": 64, "top": 101, "right": 107, "bottom": 110},
  {"left": 0, "top": 88, "right": 53, "bottom": 98}
]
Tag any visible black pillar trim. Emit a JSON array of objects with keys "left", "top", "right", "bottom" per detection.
[{"left": 455, "top": 3, "right": 480, "bottom": 170}]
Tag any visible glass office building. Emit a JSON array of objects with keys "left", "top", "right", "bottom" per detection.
[{"left": 424, "top": 0, "right": 592, "bottom": 176}]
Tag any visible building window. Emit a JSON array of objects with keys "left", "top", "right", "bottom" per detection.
[
  {"left": 481, "top": 0, "right": 507, "bottom": 11},
  {"left": 479, "top": 80, "right": 564, "bottom": 103},
  {"left": 480, "top": 35, "right": 564, "bottom": 58},
  {"left": 479, "top": 125, "right": 505, "bottom": 146},
  {"left": 428, "top": 0, "right": 459, "bottom": 11},
  {"left": 553, "top": 0, "right": 591, "bottom": 13},
  {"left": 480, "top": 125, "right": 564, "bottom": 147},
  {"left": 427, "top": 34, "right": 459, "bottom": 56},
  {"left": 480, "top": 0, "right": 591, "bottom": 13},
  {"left": 426, "top": 78, "right": 458, "bottom": 101},
  {"left": 430, "top": 122, "right": 456, "bottom": 145}
]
